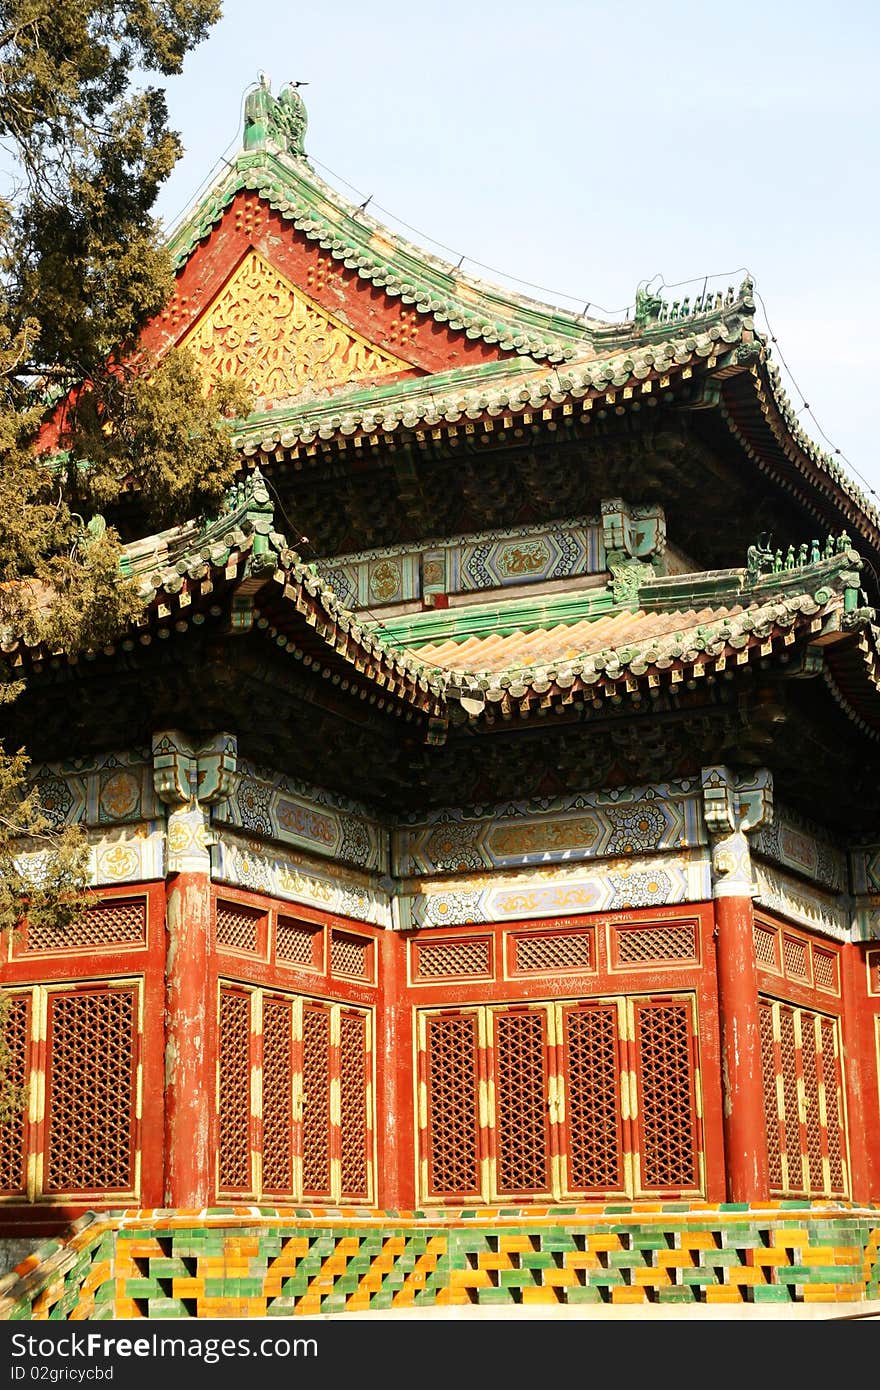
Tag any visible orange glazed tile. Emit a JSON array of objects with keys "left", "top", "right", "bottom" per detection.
[
  {"left": 802, "top": 1285, "right": 841, "bottom": 1302},
  {"left": 449, "top": 1269, "right": 492, "bottom": 1288},
  {"left": 802, "top": 1247, "right": 838, "bottom": 1265},
  {"left": 566, "top": 1254, "right": 602, "bottom": 1271},
  {"left": 113, "top": 1299, "right": 142, "bottom": 1318},
  {"left": 541, "top": 1269, "right": 579, "bottom": 1287},
  {"left": 657, "top": 1251, "right": 696, "bottom": 1268},
  {"left": 231, "top": 1239, "right": 260, "bottom": 1256},
  {"left": 520, "top": 1288, "right": 560, "bottom": 1305},
  {"left": 478, "top": 1254, "right": 515, "bottom": 1270},
  {"left": 171, "top": 1279, "right": 203, "bottom": 1298},
  {"left": 727, "top": 1268, "right": 765, "bottom": 1286},
  {"left": 611, "top": 1287, "right": 647, "bottom": 1304},
  {"left": 81, "top": 1261, "right": 112, "bottom": 1293},
  {"left": 679, "top": 1233, "right": 719, "bottom": 1250},
  {"left": 633, "top": 1268, "right": 671, "bottom": 1286},
  {"left": 747, "top": 1248, "right": 790, "bottom": 1266},
  {"left": 125, "top": 1239, "right": 166, "bottom": 1257},
  {"left": 704, "top": 1286, "right": 744, "bottom": 1304},
  {"left": 587, "top": 1235, "right": 624, "bottom": 1252},
  {"left": 499, "top": 1236, "right": 536, "bottom": 1253}
]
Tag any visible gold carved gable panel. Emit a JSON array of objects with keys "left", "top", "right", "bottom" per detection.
[{"left": 180, "top": 249, "right": 410, "bottom": 404}]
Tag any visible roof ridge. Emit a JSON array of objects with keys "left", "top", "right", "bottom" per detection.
[{"left": 165, "top": 77, "right": 758, "bottom": 373}]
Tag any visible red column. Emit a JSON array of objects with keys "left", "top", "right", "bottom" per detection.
[
  {"left": 376, "top": 927, "right": 413, "bottom": 1209},
  {"left": 163, "top": 864, "right": 213, "bottom": 1207},
  {"left": 153, "top": 730, "right": 237, "bottom": 1210},
  {"left": 712, "top": 878, "right": 770, "bottom": 1202}
]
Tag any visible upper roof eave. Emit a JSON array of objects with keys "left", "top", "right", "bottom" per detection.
[
  {"left": 229, "top": 318, "right": 753, "bottom": 456},
  {"left": 163, "top": 82, "right": 759, "bottom": 371}
]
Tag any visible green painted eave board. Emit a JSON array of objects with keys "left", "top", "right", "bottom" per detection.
[{"left": 370, "top": 585, "right": 618, "bottom": 649}]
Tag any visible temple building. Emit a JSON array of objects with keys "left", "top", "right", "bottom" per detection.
[{"left": 1, "top": 77, "right": 879, "bottom": 1317}]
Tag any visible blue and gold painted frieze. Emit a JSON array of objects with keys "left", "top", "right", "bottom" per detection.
[
  {"left": 211, "top": 829, "right": 391, "bottom": 927},
  {"left": 212, "top": 759, "right": 388, "bottom": 874},
  {"left": 397, "top": 850, "right": 711, "bottom": 929},
  {"left": 395, "top": 780, "right": 704, "bottom": 877},
  {"left": 27, "top": 750, "right": 159, "bottom": 829},
  {"left": 752, "top": 807, "right": 846, "bottom": 893},
  {"left": 753, "top": 862, "right": 849, "bottom": 941},
  {"left": 319, "top": 516, "right": 604, "bottom": 611}
]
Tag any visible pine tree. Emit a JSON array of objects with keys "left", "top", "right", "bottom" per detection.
[{"left": 0, "top": 3, "right": 248, "bottom": 1121}]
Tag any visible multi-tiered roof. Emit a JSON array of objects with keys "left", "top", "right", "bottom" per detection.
[{"left": 11, "top": 77, "right": 880, "bottom": 830}]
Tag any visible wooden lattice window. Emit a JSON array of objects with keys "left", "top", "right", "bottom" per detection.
[
  {"left": 562, "top": 1002, "right": 624, "bottom": 1192},
  {"left": 423, "top": 1012, "right": 481, "bottom": 1198},
  {"left": 339, "top": 1009, "right": 370, "bottom": 1199},
  {"left": 0, "top": 993, "right": 30, "bottom": 1195},
  {"left": 217, "top": 987, "right": 252, "bottom": 1192},
  {"left": 44, "top": 986, "right": 138, "bottom": 1193},
  {"left": 418, "top": 993, "right": 703, "bottom": 1205},
  {"left": 759, "top": 999, "right": 783, "bottom": 1189},
  {"left": 215, "top": 900, "right": 263, "bottom": 955},
  {"left": 632, "top": 998, "right": 700, "bottom": 1192},
  {"left": 261, "top": 997, "right": 294, "bottom": 1196},
  {"left": 301, "top": 1003, "right": 332, "bottom": 1197},
  {"left": 783, "top": 934, "right": 810, "bottom": 982},
  {"left": 276, "top": 915, "right": 323, "bottom": 970},
  {"left": 760, "top": 997, "right": 848, "bottom": 1198},
  {"left": 493, "top": 1009, "right": 550, "bottom": 1195},
  {"left": 413, "top": 938, "right": 492, "bottom": 980},
  {"left": 868, "top": 949, "right": 880, "bottom": 995},
  {"left": 330, "top": 929, "right": 371, "bottom": 980},
  {"left": 216, "top": 986, "right": 372, "bottom": 1204},
  {"left": 613, "top": 921, "right": 698, "bottom": 967},
  {"left": 812, "top": 947, "right": 838, "bottom": 994},
  {"left": 754, "top": 922, "right": 780, "bottom": 970},
  {"left": 24, "top": 897, "right": 147, "bottom": 953},
  {"left": 511, "top": 930, "right": 594, "bottom": 974}
]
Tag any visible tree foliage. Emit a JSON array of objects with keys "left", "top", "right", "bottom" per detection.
[{"left": 0, "top": 3, "right": 243, "bottom": 1119}]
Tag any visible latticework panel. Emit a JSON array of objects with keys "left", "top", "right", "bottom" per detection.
[
  {"left": 338, "top": 1011, "right": 369, "bottom": 1198},
  {"left": 261, "top": 998, "right": 293, "bottom": 1195},
  {"left": 0, "top": 993, "right": 29, "bottom": 1194},
  {"left": 44, "top": 988, "right": 136, "bottom": 1192},
  {"left": 425, "top": 1013, "right": 480, "bottom": 1196},
  {"left": 783, "top": 935, "right": 809, "bottom": 981},
  {"left": 415, "top": 938, "right": 491, "bottom": 979},
  {"left": 820, "top": 1016, "right": 845, "bottom": 1193},
  {"left": 215, "top": 902, "right": 261, "bottom": 954},
  {"left": 330, "top": 931, "right": 370, "bottom": 979},
  {"left": 634, "top": 1000, "right": 698, "bottom": 1191},
  {"left": 276, "top": 917, "right": 322, "bottom": 968},
  {"left": 513, "top": 931, "right": 593, "bottom": 974},
  {"left": 615, "top": 923, "right": 697, "bottom": 965},
  {"left": 800, "top": 1014, "right": 824, "bottom": 1191},
  {"left": 813, "top": 948, "right": 838, "bottom": 993},
  {"left": 217, "top": 989, "right": 251, "bottom": 1191},
  {"left": 301, "top": 1005, "right": 331, "bottom": 1196},
  {"left": 564, "top": 1003, "right": 623, "bottom": 1192},
  {"left": 494, "top": 1010, "right": 549, "bottom": 1195},
  {"left": 759, "top": 999, "right": 783, "bottom": 1189},
  {"left": 754, "top": 923, "right": 779, "bottom": 969},
  {"left": 779, "top": 1006, "right": 802, "bottom": 1194},
  {"left": 25, "top": 898, "right": 146, "bottom": 953},
  {"left": 869, "top": 949, "right": 880, "bottom": 995}
]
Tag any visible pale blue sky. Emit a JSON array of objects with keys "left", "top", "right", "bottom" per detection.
[{"left": 155, "top": 0, "right": 878, "bottom": 503}]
